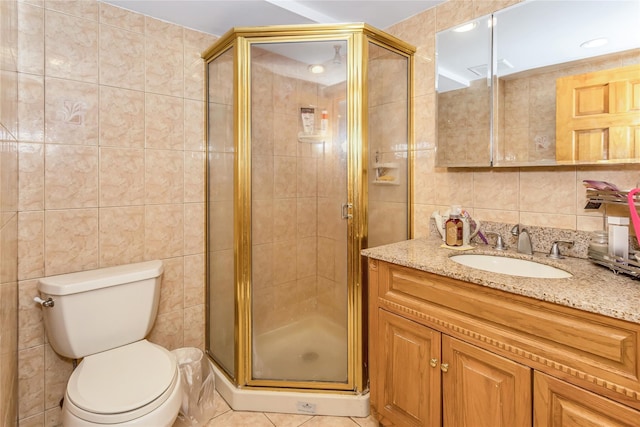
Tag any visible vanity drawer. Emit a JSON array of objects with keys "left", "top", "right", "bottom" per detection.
[{"left": 374, "top": 260, "right": 640, "bottom": 410}]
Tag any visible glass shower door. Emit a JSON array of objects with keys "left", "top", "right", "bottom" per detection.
[
  {"left": 367, "top": 41, "right": 410, "bottom": 248},
  {"left": 249, "top": 40, "right": 350, "bottom": 385},
  {"left": 207, "top": 47, "right": 236, "bottom": 379}
]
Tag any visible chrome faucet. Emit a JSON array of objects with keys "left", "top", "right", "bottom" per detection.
[
  {"left": 485, "top": 231, "right": 507, "bottom": 251},
  {"left": 548, "top": 240, "right": 574, "bottom": 259},
  {"left": 511, "top": 224, "right": 533, "bottom": 255}
]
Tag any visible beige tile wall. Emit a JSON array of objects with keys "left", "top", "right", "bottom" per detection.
[
  {"left": 1, "top": 0, "right": 19, "bottom": 424},
  {"left": 15, "top": 1, "right": 215, "bottom": 424},
  {"left": 387, "top": 0, "right": 640, "bottom": 237},
  {"left": 9, "top": 0, "right": 640, "bottom": 424}
]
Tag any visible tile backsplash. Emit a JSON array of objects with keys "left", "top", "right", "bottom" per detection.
[{"left": 430, "top": 218, "right": 594, "bottom": 260}]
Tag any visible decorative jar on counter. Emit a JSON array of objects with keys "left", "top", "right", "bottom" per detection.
[{"left": 589, "top": 230, "right": 608, "bottom": 254}]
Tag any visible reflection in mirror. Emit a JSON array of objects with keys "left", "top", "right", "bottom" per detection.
[
  {"left": 435, "top": 15, "right": 493, "bottom": 167},
  {"left": 493, "top": 0, "right": 640, "bottom": 166}
]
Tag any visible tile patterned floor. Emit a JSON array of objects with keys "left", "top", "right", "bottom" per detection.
[{"left": 194, "top": 391, "right": 380, "bottom": 427}]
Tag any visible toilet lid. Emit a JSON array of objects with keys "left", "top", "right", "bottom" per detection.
[{"left": 67, "top": 340, "right": 177, "bottom": 414}]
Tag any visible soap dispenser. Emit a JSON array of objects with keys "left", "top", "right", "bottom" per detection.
[{"left": 445, "top": 206, "right": 463, "bottom": 246}]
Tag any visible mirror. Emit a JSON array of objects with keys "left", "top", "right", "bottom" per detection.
[
  {"left": 436, "top": 15, "right": 493, "bottom": 167},
  {"left": 493, "top": 0, "right": 640, "bottom": 166},
  {"left": 435, "top": 0, "right": 640, "bottom": 168}
]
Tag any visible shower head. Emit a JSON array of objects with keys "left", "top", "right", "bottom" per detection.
[{"left": 333, "top": 45, "right": 342, "bottom": 65}]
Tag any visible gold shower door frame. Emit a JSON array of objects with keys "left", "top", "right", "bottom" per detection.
[{"left": 203, "top": 24, "right": 415, "bottom": 394}]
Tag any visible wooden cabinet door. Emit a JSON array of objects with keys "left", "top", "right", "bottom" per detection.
[
  {"left": 442, "top": 336, "right": 532, "bottom": 427},
  {"left": 556, "top": 64, "right": 640, "bottom": 162},
  {"left": 534, "top": 371, "right": 640, "bottom": 427},
  {"left": 376, "top": 309, "right": 441, "bottom": 427}
]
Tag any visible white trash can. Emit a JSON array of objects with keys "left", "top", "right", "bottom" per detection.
[{"left": 172, "top": 347, "right": 216, "bottom": 426}]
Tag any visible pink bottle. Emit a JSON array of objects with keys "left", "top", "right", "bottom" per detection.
[{"left": 628, "top": 188, "right": 640, "bottom": 246}]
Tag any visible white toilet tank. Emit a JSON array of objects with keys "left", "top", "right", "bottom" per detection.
[{"left": 37, "top": 260, "right": 164, "bottom": 359}]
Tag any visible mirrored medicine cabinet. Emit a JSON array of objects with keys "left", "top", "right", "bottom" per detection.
[{"left": 436, "top": 0, "right": 640, "bottom": 168}]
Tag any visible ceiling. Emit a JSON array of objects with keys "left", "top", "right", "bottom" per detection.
[{"left": 100, "top": 0, "right": 445, "bottom": 36}]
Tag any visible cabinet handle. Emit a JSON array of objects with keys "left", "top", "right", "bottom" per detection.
[
  {"left": 429, "top": 358, "right": 438, "bottom": 368},
  {"left": 440, "top": 363, "right": 449, "bottom": 373}
]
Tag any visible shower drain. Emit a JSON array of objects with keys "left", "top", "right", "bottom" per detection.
[{"left": 300, "top": 351, "right": 319, "bottom": 362}]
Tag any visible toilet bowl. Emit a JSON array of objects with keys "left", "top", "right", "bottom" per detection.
[
  {"left": 36, "top": 260, "right": 182, "bottom": 426},
  {"left": 62, "top": 340, "right": 182, "bottom": 426}
]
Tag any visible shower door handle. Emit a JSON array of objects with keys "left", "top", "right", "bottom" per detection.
[{"left": 341, "top": 203, "right": 353, "bottom": 220}]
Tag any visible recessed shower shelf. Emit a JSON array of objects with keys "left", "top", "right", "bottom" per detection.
[
  {"left": 297, "top": 133, "right": 325, "bottom": 144},
  {"left": 372, "top": 162, "right": 399, "bottom": 185}
]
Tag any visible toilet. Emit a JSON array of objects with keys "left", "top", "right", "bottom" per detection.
[{"left": 36, "top": 260, "right": 182, "bottom": 426}]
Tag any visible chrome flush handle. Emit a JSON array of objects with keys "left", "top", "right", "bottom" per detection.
[{"left": 34, "top": 296, "right": 55, "bottom": 308}]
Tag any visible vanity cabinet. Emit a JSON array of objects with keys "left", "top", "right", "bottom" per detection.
[
  {"left": 367, "top": 259, "right": 640, "bottom": 426},
  {"left": 534, "top": 372, "right": 640, "bottom": 427},
  {"left": 375, "top": 309, "right": 440, "bottom": 426},
  {"left": 375, "top": 309, "right": 531, "bottom": 426},
  {"left": 442, "top": 335, "right": 531, "bottom": 426}
]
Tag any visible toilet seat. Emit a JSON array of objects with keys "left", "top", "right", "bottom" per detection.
[{"left": 65, "top": 340, "right": 179, "bottom": 424}]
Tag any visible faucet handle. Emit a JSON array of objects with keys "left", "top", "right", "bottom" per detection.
[
  {"left": 548, "top": 240, "right": 574, "bottom": 259},
  {"left": 485, "top": 232, "right": 507, "bottom": 251}
]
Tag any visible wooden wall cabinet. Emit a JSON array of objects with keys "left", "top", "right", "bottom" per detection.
[{"left": 367, "top": 259, "right": 640, "bottom": 427}]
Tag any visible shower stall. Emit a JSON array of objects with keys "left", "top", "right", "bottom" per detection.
[{"left": 204, "top": 24, "right": 414, "bottom": 416}]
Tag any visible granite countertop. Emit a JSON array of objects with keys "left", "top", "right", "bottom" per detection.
[{"left": 362, "top": 237, "right": 640, "bottom": 324}]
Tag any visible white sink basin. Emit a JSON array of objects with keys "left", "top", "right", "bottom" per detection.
[{"left": 450, "top": 254, "right": 572, "bottom": 279}]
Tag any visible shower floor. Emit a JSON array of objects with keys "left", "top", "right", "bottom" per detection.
[{"left": 252, "top": 315, "right": 348, "bottom": 383}]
